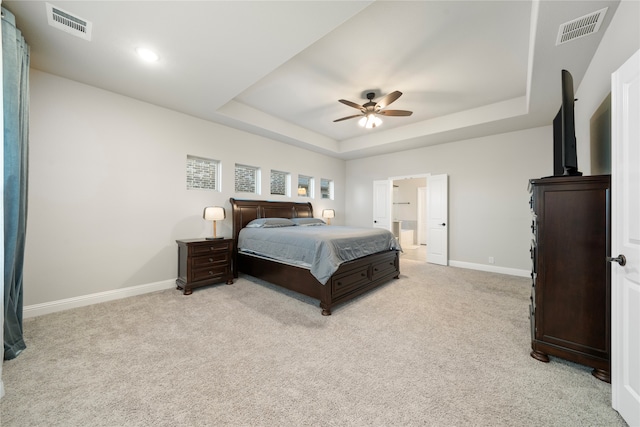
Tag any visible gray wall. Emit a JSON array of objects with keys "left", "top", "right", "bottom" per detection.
[
  {"left": 25, "top": 71, "right": 345, "bottom": 306},
  {"left": 344, "top": 127, "right": 551, "bottom": 273},
  {"left": 575, "top": 0, "right": 640, "bottom": 175}
]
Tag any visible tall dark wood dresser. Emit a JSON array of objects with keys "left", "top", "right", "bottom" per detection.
[{"left": 528, "top": 175, "right": 611, "bottom": 382}]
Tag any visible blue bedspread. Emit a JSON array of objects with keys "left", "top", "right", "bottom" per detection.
[{"left": 238, "top": 226, "right": 401, "bottom": 284}]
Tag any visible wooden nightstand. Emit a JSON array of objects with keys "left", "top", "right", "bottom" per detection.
[{"left": 176, "top": 238, "right": 234, "bottom": 295}]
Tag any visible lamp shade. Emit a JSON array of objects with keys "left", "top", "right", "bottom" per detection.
[
  {"left": 203, "top": 206, "right": 225, "bottom": 221},
  {"left": 322, "top": 209, "right": 335, "bottom": 219}
]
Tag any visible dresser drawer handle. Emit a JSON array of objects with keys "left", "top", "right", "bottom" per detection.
[
  {"left": 209, "top": 258, "right": 214, "bottom": 262},
  {"left": 208, "top": 271, "right": 213, "bottom": 275}
]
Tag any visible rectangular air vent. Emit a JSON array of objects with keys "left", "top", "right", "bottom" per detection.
[
  {"left": 46, "top": 3, "right": 92, "bottom": 41},
  {"left": 556, "top": 7, "right": 608, "bottom": 45}
]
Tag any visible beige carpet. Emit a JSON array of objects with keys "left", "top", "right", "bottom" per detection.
[{"left": 1, "top": 260, "right": 627, "bottom": 426}]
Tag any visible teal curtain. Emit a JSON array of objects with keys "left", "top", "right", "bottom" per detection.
[{"left": 3, "top": 7, "right": 29, "bottom": 360}]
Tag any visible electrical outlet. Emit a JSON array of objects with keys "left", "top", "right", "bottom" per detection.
[{"left": 489, "top": 257, "right": 495, "bottom": 264}]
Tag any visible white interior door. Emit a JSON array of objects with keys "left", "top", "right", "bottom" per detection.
[
  {"left": 426, "top": 174, "right": 448, "bottom": 265},
  {"left": 418, "top": 186, "right": 427, "bottom": 245},
  {"left": 611, "top": 49, "right": 640, "bottom": 427},
  {"left": 372, "top": 180, "right": 392, "bottom": 231}
]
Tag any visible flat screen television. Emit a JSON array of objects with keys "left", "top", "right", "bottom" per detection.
[{"left": 553, "top": 69, "right": 582, "bottom": 176}]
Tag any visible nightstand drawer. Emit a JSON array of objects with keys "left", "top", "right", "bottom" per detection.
[
  {"left": 190, "top": 241, "right": 232, "bottom": 256},
  {"left": 192, "top": 252, "right": 231, "bottom": 268},
  {"left": 192, "top": 265, "right": 230, "bottom": 282}
]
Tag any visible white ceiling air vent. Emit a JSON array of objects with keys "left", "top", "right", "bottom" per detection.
[
  {"left": 556, "top": 7, "right": 608, "bottom": 46},
  {"left": 46, "top": 3, "right": 92, "bottom": 41}
]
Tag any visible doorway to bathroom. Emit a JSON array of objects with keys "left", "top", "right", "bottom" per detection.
[
  {"left": 392, "top": 175, "right": 427, "bottom": 262},
  {"left": 373, "top": 173, "right": 448, "bottom": 265}
]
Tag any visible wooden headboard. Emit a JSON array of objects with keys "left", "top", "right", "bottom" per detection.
[{"left": 229, "top": 198, "right": 313, "bottom": 242}]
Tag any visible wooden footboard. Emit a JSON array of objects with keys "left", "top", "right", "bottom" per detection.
[
  {"left": 323, "top": 249, "right": 400, "bottom": 315},
  {"left": 239, "top": 249, "right": 400, "bottom": 315}
]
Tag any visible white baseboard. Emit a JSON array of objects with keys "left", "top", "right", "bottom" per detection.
[
  {"left": 23, "top": 279, "right": 176, "bottom": 318},
  {"left": 23, "top": 263, "right": 529, "bottom": 318},
  {"left": 449, "top": 260, "right": 530, "bottom": 278}
]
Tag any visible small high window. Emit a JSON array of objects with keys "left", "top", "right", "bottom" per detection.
[
  {"left": 270, "top": 170, "right": 290, "bottom": 196},
  {"left": 186, "top": 155, "right": 220, "bottom": 191},
  {"left": 297, "top": 175, "right": 314, "bottom": 198},
  {"left": 235, "top": 164, "right": 261, "bottom": 194},
  {"left": 320, "top": 178, "right": 334, "bottom": 200}
]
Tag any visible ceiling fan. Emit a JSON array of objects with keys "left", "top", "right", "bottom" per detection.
[{"left": 333, "top": 91, "right": 413, "bottom": 128}]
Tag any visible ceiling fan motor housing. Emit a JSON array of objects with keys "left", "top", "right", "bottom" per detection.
[{"left": 333, "top": 90, "right": 412, "bottom": 123}]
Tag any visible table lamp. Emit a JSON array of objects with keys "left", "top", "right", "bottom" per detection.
[
  {"left": 203, "top": 206, "right": 225, "bottom": 239},
  {"left": 322, "top": 209, "right": 335, "bottom": 225}
]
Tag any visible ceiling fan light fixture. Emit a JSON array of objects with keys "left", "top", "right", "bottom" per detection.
[
  {"left": 335, "top": 90, "right": 409, "bottom": 128},
  {"left": 359, "top": 114, "right": 382, "bottom": 129}
]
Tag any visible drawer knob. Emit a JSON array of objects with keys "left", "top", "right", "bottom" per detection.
[
  {"left": 209, "top": 258, "right": 214, "bottom": 262},
  {"left": 208, "top": 271, "right": 213, "bottom": 275}
]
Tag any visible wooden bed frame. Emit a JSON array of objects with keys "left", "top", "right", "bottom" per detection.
[{"left": 230, "top": 198, "right": 400, "bottom": 315}]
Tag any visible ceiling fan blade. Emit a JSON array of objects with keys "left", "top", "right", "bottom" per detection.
[
  {"left": 378, "top": 109, "right": 413, "bottom": 117},
  {"left": 338, "top": 99, "right": 364, "bottom": 110},
  {"left": 376, "top": 91, "right": 402, "bottom": 109},
  {"left": 333, "top": 114, "right": 363, "bottom": 122}
]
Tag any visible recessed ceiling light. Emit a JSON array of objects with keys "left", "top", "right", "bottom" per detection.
[{"left": 135, "top": 47, "right": 159, "bottom": 62}]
